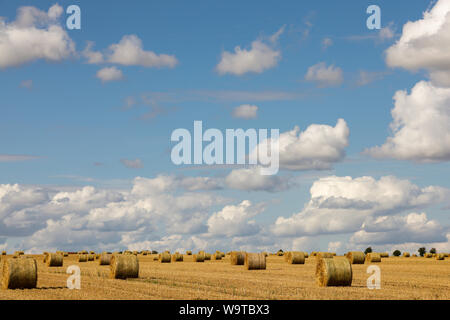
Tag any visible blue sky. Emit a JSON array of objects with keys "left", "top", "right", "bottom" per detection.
[{"left": 0, "top": 0, "right": 449, "bottom": 254}]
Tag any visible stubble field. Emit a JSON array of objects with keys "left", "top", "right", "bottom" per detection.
[{"left": 0, "top": 254, "right": 448, "bottom": 300}]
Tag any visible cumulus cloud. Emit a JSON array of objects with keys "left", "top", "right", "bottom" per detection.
[
  {"left": 207, "top": 200, "right": 264, "bottom": 237},
  {"left": 225, "top": 167, "right": 292, "bottom": 192},
  {"left": 120, "top": 158, "right": 143, "bottom": 169},
  {"left": 82, "top": 35, "right": 178, "bottom": 68},
  {"left": 108, "top": 35, "right": 178, "bottom": 68},
  {"left": 251, "top": 119, "right": 349, "bottom": 171},
  {"left": 0, "top": 4, "right": 75, "bottom": 69},
  {"left": 96, "top": 66, "right": 124, "bottom": 83},
  {"left": 385, "top": 0, "right": 450, "bottom": 87},
  {"left": 232, "top": 104, "right": 258, "bottom": 119},
  {"left": 216, "top": 28, "right": 283, "bottom": 76},
  {"left": 365, "top": 81, "right": 450, "bottom": 161},
  {"left": 272, "top": 175, "right": 449, "bottom": 237},
  {"left": 305, "top": 62, "right": 343, "bottom": 87},
  {"left": 350, "top": 212, "right": 448, "bottom": 245}
]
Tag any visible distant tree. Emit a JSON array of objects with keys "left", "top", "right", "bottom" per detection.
[
  {"left": 393, "top": 250, "right": 401, "bottom": 257},
  {"left": 152, "top": 250, "right": 158, "bottom": 254},
  {"left": 364, "top": 247, "right": 373, "bottom": 254},
  {"left": 418, "top": 247, "right": 426, "bottom": 257},
  {"left": 278, "top": 249, "right": 284, "bottom": 253},
  {"left": 430, "top": 248, "right": 436, "bottom": 254}
]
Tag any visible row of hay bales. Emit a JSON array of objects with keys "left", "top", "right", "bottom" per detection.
[{"left": 230, "top": 251, "right": 266, "bottom": 270}]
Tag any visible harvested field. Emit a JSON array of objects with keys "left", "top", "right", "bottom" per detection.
[{"left": 0, "top": 254, "right": 448, "bottom": 300}]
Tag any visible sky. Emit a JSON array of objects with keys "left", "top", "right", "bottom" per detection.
[{"left": 0, "top": 0, "right": 449, "bottom": 254}]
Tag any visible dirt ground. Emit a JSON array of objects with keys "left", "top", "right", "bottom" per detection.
[{"left": 0, "top": 254, "right": 448, "bottom": 300}]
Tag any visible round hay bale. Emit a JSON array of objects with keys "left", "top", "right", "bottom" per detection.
[
  {"left": 345, "top": 251, "right": 365, "bottom": 264},
  {"left": 204, "top": 253, "right": 211, "bottom": 260},
  {"left": 158, "top": 252, "right": 171, "bottom": 263},
  {"left": 171, "top": 253, "right": 183, "bottom": 262},
  {"left": 212, "top": 253, "right": 222, "bottom": 260},
  {"left": 316, "top": 252, "right": 334, "bottom": 260},
  {"left": 193, "top": 253, "right": 205, "bottom": 262},
  {"left": 365, "top": 252, "right": 381, "bottom": 263},
  {"left": 380, "top": 252, "right": 389, "bottom": 258},
  {"left": 46, "top": 253, "right": 63, "bottom": 267},
  {"left": 303, "top": 252, "right": 309, "bottom": 258},
  {"left": 43, "top": 252, "right": 49, "bottom": 263},
  {"left": 316, "top": 257, "right": 352, "bottom": 287},
  {"left": 245, "top": 253, "right": 266, "bottom": 270},
  {"left": 63, "top": 252, "right": 68, "bottom": 257},
  {"left": 110, "top": 254, "right": 139, "bottom": 279},
  {"left": 230, "top": 251, "right": 245, "bottom": 265},
  {"left": 186, "top": 250, "right": 192, "bottom": 255},
  {"left": 443, "top": 253, "right": 449, "bottom": 257},
  {"left": 89, "top": 251, "right": 95, "bottom": 254},
  {"left": 311, "top": 251, "right": 317, "bottom": 257},
  {"left": 1, "top": 251, "right": 6, "bottom": 255},
  {"left": 13, "top": 251, "right": 24, "bottom": 258},
  {"left": 287, "top": 252, "right": 305, "bottom": 264},
  {"left": 87, "top": 254, "right": 95, "bottom": 261},
  {"left": 132, "top": 251, "right": 138, "bottom": 255},
  {"left": 403, "top": 252, "right": 410, "bottom": 257},
  {"left": 2, "top": 257, "right": 38, "bottom": 289},
  {"left": 276, "top": 250, "right": 284, "bottom": 256},
  {"left": 153, "top": 257, "right": 158, "bottom": 261},
  {"left": 412, "top": 254, "right": 418, "bottom": 257},
  {"left": 99, "top": 253, "right": 112, "bottom": 265},
  {"left": 78, "top": 254, "right": 88, "bottom": 262},
  {"left": 425, "top": 253, "right": 433, "bottom": 258},
  {"left": 436, "top": 253, "right": 445, "bottom": 260}
]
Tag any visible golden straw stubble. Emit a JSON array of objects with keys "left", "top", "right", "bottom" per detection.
[
  {"left": 2, "top": 257, "right": 38, "bottom": 289},
  {"left": 230, "top": 251, "right": 246, "bottom": 265},
  {"left": 46, "top": 253, "right": 63, "bottom": 267},
  {"left": 245, "top": 253, "right": 266, "bottom": 270},
  {"left": 110, "top": 254, "right": 139, "bottom": 279},
  {"left": 316, "top": 257, "right": 352, "bottom": 287},
  {"left": 345, "top": 251, "right": 365, "bottom": 264}
]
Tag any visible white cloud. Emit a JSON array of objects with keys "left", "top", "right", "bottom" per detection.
[
  {"left": 272, "top": 175, "right": 449, "bottom": 237},
  {"left": 385, "top": 0, "right": 450, "bottom": 87},
  {"left": 82, "top": 41, "right": 104, "bottom": 64},
  {"left": 252, "top": 119, "right": 349, "bottom": 171},
  {"left": 0, "top": 4, "right": 75, "bottom": 69},
  {"left": 350, "top": 212, "right": 448, "bottom": 245},
  {"left": 107, "top": 35, "right": 177, "bottom": 68},
  {"left": 120, "top": 158, "right": 143, "bottom": 169},
  {"left": 366, "top": 81, "right": 450, "bottom": 161},
  {"left": 207, "top": 200, "right": 264, "bottom": 237},
  {"left": 82, "top": 35, "right": 178, "bottom": 68},
  {"left": 232, "top": 104, "right": 258, "bottom": 119},
  {"left": 216, "top": 28, "right": 282, "bottom": 76},
  {"left": 305, "top": 62, "right": 343, "bottom": 87},
  {"left": 225, "top": 167, "right": 292, "bottom": 192},
  {"left": 96, "top": 66, "right": 124, "bottom": 83}
]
